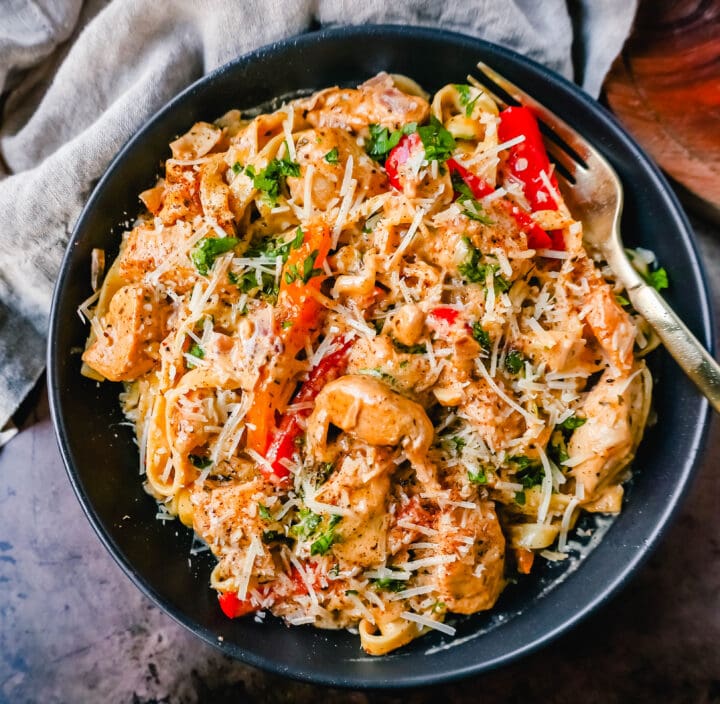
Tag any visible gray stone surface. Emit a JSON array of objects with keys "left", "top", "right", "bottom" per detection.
[{"left": 1, "top": 218, "right": 719, "bottom": 704}]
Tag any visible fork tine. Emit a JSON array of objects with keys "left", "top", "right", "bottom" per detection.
[
  {"left": 476, "top": 61, "right": 591, "bottom": 168},
  {"left": 466, "top": 74, "right": 508, "bottom": 110},
  {"left": 544, "top": 140, "right": 579, "bottom": 183}
]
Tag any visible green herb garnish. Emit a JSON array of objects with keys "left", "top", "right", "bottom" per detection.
[
  {"left": 191, "top": 236, "right": 239, "bottom": 276},
  {"left": 457, "top": 237, "right": 508, "bottom": 291},
  {"left": 310, "top": 515, "right": 342, "bottom": 556},
  {"left": 558, "top": 415, "right": 587, "bottom": 431},
  {"left": 511, "top": 455, "right": 544, "bottom": 488},
  {"left": 504, "top": 350, "right": 524, "bottom": 375},
  {"left": 189, "top": 454, "right": 212, "bottom": 469},
  {"left": 231, "top": 161, "right": 243, "bottom": 175},
  {"left": 324, "top": 147, "right": 339, "bottom": 164},
  {"left": 365, "top": 122, "right": 418, "bottom": 161},
  {"left": 471, "top": 322, "right": 491, "bottom": 352},
  {"left": 251, "top": 154, "right": 300, "bottom": 204},
  {"left": 291, "top": 508, "right": 321, "bottom": 539},
  {"left": 262, "top": 530, "right": 292, "bottom": 545},
  {"left": 390, "top": 337, "right": 427, "bottom": 354},
  {"left": 372, "top": 577, "right": 406, "bottom": 592},
  {"left": 455, "top": 84, "right": 481, "bottom": 117},
  {"left": 468, "top": 468, "right": 488, "bottom": 485},
  {"left": 514, "top": 490, "right": 526, "bottom": 506},
  {"left": 646, "top": 267, "right": 669, "bottom": 291},
  {"left": 417, "top": 115, "right": 456, "bottom": 163},
  {"left": 258, "top": 504, "right": 272, "bottom": 521}
]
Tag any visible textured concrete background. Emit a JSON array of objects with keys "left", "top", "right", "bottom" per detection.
[{"left": 1, "top": 219, "right": 719, "bottom": 703}]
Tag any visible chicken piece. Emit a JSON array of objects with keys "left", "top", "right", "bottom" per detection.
[
  {"left": 199, "top": 155, "right": 235, "bottom": 230},
  {"left": 157, "top": 158, "right": 204, "bottom": 226},
  {"left": 569, "top": 365, "right": 650, "bottom": 499},
  {"left": 386, "top": 495, "right": 437, "bottom": 555},
  {"left": 306, "top": 374, "right": 438, "bottom": 491},
  {"left": 519, "top": 316, "right": 601, "bottom": 376},
  {"left": 82, "top": 284, "right": 167, "bottom": 381},
  {"left": 192, "top": 479, "right": 275, "bottom": 581},
  {"left": 315, "top": 446, "right": 393, "bottom": 568},
  {"left": 458, "top": 379, "right": 526, "bottom": 452},
  {"left": 297, "top": 73, "right": 430, "bottom": 132},
  {"left": 433, "top": 501, "right": 505, "bottom": 614},
  {"left": 573, "top": 256, "right": 636, "bottom": 373},
  {"left": 288, "top": 128, "right": 387, "bottom": 210},
  {"left": 584, "top": 283, "right": 636, "bottom": 373},
  {"left": 116, "top": 220, "right": 198, "bottom": 292},
  {"left": 345, "top": 334, "right": 438, "bottom": 396}
]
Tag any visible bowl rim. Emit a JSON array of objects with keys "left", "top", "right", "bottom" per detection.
[{"left": 47, "top": 23, "right": 714, "bottom": 688}]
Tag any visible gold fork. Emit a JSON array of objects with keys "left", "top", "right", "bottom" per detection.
[{"left": 472, "top": 61, "right": 720, "bottom": 413}]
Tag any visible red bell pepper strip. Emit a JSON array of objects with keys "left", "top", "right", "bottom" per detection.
[
  {"left": 218, "top": 591, "right": 256, "bottom": 619},
  {"left": 385, "top": 132, "right": 423, "bottom": 191},
  {"left": 446, "top": 158, "right": 494, "bottom": 199},
  {"left": 511, "top": 207, "right": 553, "bottom": 250},
  {"left": 246, "top": 224, "right": 332, "bottom": 456},
  {"left": 428, "top": 307, "right": 460, "bottom": 326},
  {"left": 448, "top": 151, "right": 558, "bottom": 251},
  {"left": 498, "top": 106, "right": 565, "bottom": 250},
  {"left": 498, "top": 106, "right": 559, "bottom": 211},
  {"left": 262, "top": 336, "right": 354, "bottom": 483}
]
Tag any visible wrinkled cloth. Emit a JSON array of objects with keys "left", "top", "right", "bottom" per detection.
[{"left": 0, "top": 0, "right": 638, "bottom": 437}]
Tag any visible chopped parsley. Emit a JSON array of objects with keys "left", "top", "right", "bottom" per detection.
[
  {"left": 549, "top": 415, "right": 587, "bottom": 465},
  {"left": 514, "top": 490, "right": 527, "bottom": 506},
  {"left": 558, "top": 415, "right": 587, "bottom": 431},
  {"left": 366, "top": 124, "right": 401, "bottom": 160},
  {"left": 262, "top": 530, "right": 292, "bottom": 545},
  {"left": 471, "top": 322, "right": 491, "bottom": 352},
  {"left": 290, "top": 508, "right": 321, "bottom": 539},
  {"left": 310, "top": 515, "right": 342, "bottom": 556},
  {"left": 390, "top": 337, "right": 427, "bottom": 354},
  {"left": 511, "top": 455, "right": 544, "bottom": 488},
  {"left": 188, "top": 454, "right": 212, "bottom": 469},
  {"left": 458, "top": 237, "right": 508, "bottom": 291},
  {"left": 417, "top": 115, "right": 456, "bottom": 163},
  {"left": 615, "top": 294, "right": 631, "bottom": 307},
  {"left": 455, "top": 84, "right": 481, "bottom": 117},
  {"left": 228, "top": 269, "right": 277, "bottom": 299},
  {"left": 645, "top": 267, "right": 669, "bottom": 291},
  {"left": 284, "top": 249, "right": 323, "bottom": 285},
  {"left": 188, "top": 343, "right": 204, "bottom": 359},
  {"left": 186, "top": 342, "right": 205, "bottom": 368},
  {"left": 324, "top": 147, "right": 339, "bottom": 164},
  {"left": 468, "top": 467, "right": 488, "bottom": 485},
  {"left": 365, "top": 122, "right": 415, "bottom": 161},
  {"left": 250, "top": 154, "right": 300, "bottom": 204},
  {"left": 358, "top": 367, "right": 397, "bottom": 384},
  {"left": 449, "top": 436, "right": 466, "bottom": 453},
  {"left": 231, "top": 161, "right": 243, "bottom": 175},
  {"left": 504, "top": 350, "right": 524, "bottom": 375},
  {"left": 191, "top": 236, "right": 239, "bottom": 276},
  {"left": 548, "top": 429, "right": 569, "bottom": 465},
  {"left": 372, "top": 577, "right": 406, "bottom": 592},
  {"left": 451, "top": 175, "right": 494, "bottom": 224},
  {"left": 316, "top": 462, "right": 335, "bottom": 485},
  {"left": 258, "top": 504, "right": 272, "bottom": 521}
]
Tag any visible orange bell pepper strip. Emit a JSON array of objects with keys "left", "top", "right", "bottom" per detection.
[
  {"left": 245, "top": 224, "right": 332, "bottom": 456},
  {"left": 515, "top": 547, "right": 535, "bottom": 575}
]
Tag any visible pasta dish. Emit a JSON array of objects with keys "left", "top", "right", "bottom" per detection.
[{"left": 80, "top": 73, "right": 655, "bottom": 654}]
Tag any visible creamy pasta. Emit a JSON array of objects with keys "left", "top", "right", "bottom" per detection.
[{"left": 81, "top": 73, "right": 653, "bottom": 654}]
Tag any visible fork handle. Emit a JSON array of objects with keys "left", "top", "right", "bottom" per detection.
[{"left": 628, "top": 283, "right": 720, "bottom": 413}]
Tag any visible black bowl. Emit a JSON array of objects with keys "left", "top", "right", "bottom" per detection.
[{"left": 48, "top": 25, "right": 714, "bottom": 688}]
